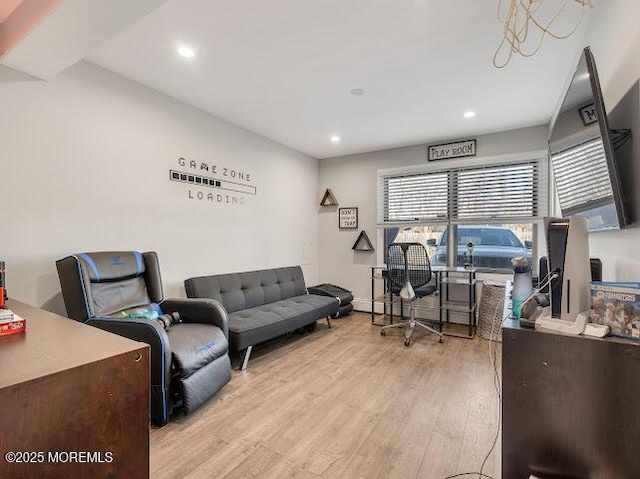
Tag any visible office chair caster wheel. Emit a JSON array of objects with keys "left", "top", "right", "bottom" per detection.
[
  {"left": 439, "top": 336, "right": 444, "bottom": 343},
  {"left": 404, "top": 339, "right": 411, "bottom": 347},
  {"left": 381, "top": 330, "right": 387, "bottom": 336}
]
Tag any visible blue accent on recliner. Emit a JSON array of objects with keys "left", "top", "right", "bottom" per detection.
[
  {"left": 88, "top": 316, "right": 168, "bottom": 424},
  {"left": 150, "top": 302, "right": 163, "bottom": 315},
  {"left": 133, "top": 251, "right": 143, "bottom": 276},
  {"left": 78, "top": 253, "right": 101, "bottom": 281}
]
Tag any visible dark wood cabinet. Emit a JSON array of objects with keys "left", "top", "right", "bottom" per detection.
[
  {"left": 0, "top": 300, "right": 149, "bottom": 479},
  {"left": 502, "top": 319, "right": 640, "bottom": 478}
]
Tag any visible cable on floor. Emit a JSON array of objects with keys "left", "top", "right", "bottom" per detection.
[{"left": 443, "top": 271, "right": 555, "bottom": 479}]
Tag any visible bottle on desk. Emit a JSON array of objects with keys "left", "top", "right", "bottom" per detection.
[{"left": 511, "top": 257, "right": 533, "bottom": 318}]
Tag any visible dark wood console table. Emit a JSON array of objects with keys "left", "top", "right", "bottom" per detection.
[
  {"left": 0, "top": 300, "right": 150, "bottom": 479},
  {"left": 502, "top": 317, "right": 640, "bottom": 478}
]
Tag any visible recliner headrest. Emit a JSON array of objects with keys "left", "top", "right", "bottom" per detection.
[{"left": 76, "top": 252, "right": 145, "bottom": 283}]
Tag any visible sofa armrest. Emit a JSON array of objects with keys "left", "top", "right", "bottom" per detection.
[
  {"left": 161, "top": 298, "right": 229, "bottom": 340},
  {"left": 87, "top": 317, "right": 172, "bottom": 425}
]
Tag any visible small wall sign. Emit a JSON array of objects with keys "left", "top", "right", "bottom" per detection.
[
  {"left": 428, "top": 139, "right": 477, "bottom": 161},
  {"left": 339, "top": 207, "right": 358, "bottom": 230},
  {"left": 579, "top": 103, "right": 598, "bottom": 126}
]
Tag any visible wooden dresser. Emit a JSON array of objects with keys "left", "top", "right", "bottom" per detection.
[
  {"left": 502, "top": 318, "right": 640, "bottom": 478},
  {"left": 0, "top": 300, "right": 150, "bottom": 479}
]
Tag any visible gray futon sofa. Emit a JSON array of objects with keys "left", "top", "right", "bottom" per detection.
[{"left": 185, "top": 266, "right": 339, "bottom": 369}]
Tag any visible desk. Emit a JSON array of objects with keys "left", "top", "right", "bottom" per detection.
[
  {"left": 370, "top": 265, "right": 477, "bottom": 338},
  {"left": 501, "top": 291, "right": 640, "bottom": 478},
  {"left": 0, "top": 300, "right": 150, "bottom": 479}
]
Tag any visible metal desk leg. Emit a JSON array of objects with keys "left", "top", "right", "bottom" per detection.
[
  {"left": 383, "top": 277, "right": 387, "bottom": 318},
  {"left": 472, "top": 271, "right": 477, "bottom": 329},
  {"left": 468, "top": 272, "right": 472, "bottom": 337},
  {"left": 445, "top": 272, "right": 450, "bottom": 324},
  {"left": 438, "top": 271, "right": 443, "bottom": 331},
  {"left": 371, "top": 267, "right": 375, "bottom": 324}
]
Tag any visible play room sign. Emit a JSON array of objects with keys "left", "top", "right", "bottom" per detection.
[{"left": 428, "top": 139, "right": 477, "bottom": 161}]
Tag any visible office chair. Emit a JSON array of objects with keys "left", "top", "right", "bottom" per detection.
[{"left": 381, "top": 243, "right": 444, "bottom": 346}]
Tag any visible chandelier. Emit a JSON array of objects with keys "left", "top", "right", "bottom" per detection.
[{"left": 493, "top": 0, "right": 596, "bottom": 68}]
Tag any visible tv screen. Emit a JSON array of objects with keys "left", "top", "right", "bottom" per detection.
[{"left": 548, "top": 46, "right": 629, "bottom": 232}]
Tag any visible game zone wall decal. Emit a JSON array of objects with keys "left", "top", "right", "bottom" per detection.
[
  {"left": 170, "top": 157, "right": 256, "bottom": 206},
  {"left": 339, "top": 208, "right": 358, "bottom": 230}
]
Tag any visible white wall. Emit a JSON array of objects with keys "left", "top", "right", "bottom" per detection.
[
  {"left": 0, "top": 61, "right": 319, "bottom": 314},
  {"left": 317, "top": 126, "right": 548, "bottom": 309},
  {"left": 582, "top": 1, "right": 640, "bottom": 280}
]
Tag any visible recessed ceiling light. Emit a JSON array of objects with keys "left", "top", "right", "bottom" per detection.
[
  {"left": 351, "top": 88, "right": 365, "bottom": 96},
  {"left": 463, "top": 111, "right": 476, "bottom": 119},
  {"left": 330, "top": 135, "right": 341, "bottom": 143},
  {"left": 177, "top": 46, "right": 195, "bottom": 58}
]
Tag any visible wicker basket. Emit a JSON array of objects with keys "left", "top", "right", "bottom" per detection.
[{"left": 478, "top": 280, "right": 506, "bottom": 342}]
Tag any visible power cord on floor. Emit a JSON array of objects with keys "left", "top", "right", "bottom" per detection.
[
  {"left": 443, "top": 474, "right": 494, "bottom": 479},
  {"left": 443, "top": 272, "right": 556, "bottom": 479}
]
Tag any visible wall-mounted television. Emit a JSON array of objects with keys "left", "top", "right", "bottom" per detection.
[{"left": 548, "top": 46, "right": 631, "bottom": 232}]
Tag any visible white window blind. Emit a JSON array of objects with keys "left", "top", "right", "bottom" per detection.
[
  {"left": 454, "top": 163, "right": 538, "bottom": 222},
  {"left": 551, "top": 138, "right": 613, "bottom": 213},
  {"left": 381, "top": 172, "right": 449, "bottom": 223},
  {"left": 378, "top": 158, "right": 545, "bottom": 227}
]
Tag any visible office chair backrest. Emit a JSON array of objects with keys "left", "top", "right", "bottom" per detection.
[{"left": 387, "top": 243, "right": 432, "bottom": 290}]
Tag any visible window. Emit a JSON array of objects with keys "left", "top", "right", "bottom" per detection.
[
  {"left": 382, "top": 172, "right": 449, "bottom": 223},
  {"left": 379, "top": 155, "right": 546, "bottom": 271},
  {"left": 389, "top": 223, "right": 533, "bottom": 270},
  {"left": 454, "top": 163, "right": 538, "bottom": 220}
]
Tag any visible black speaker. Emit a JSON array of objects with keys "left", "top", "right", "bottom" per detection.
[
  {"left": 539, "top": 256, "right": 602, "bottom": 292},
  {"left": 590, "top": 258, "right": 602, "bottom": 282}
]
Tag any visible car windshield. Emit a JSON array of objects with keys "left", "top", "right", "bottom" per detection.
[{"left": 440, "top": 227, "right": 524, "bottom": 248}]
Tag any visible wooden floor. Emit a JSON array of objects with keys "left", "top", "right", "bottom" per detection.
[{"left": 151, "top": 313, "right": 502, "bottom": 479}]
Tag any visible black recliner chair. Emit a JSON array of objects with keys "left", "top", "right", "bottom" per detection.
[{"left": 56, "top": 251, "right": 231, "bottom": 426}]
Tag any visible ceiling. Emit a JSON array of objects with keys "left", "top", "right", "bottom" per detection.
[
  {"left": 0, "top": 0, "right": 169, "bottom": 78},
  {"left": 88, "top": 0, "right": 594, "bottom": 159},
  {"left": 0, "top": 0, "right": 24, "bottom": 23}
]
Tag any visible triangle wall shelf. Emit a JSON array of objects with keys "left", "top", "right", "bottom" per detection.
[
  {"left": 319, "top": 188, "right": 339, "bottom": 206},
  {"left": 352, "top": 230, "right": 374, "bottom": 252}
]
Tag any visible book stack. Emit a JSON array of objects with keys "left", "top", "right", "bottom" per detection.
[{"left": 0, "top": 309, "right": 26, "bottom": 336}]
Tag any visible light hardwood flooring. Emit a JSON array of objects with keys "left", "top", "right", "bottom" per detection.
[{"left": 151, "top": 313, "right": 502, "bottom": 479}]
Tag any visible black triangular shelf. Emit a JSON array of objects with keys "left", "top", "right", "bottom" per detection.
[
  {"left": 320, "top": 188, "right": 338, "bottom": 206},
  {"left": 352, "top": 230, "right": 374, "bottom": 251}
]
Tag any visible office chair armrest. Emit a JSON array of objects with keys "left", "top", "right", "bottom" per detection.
[
  {"left": 161, "top": 298, "right": 229, "bottom": 340},
  {"left": 87, "top": 317, "right": 172, "bottom": 425}
]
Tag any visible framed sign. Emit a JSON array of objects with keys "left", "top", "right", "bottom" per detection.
[
  {"left": 428, "top": 139, "right": 476, "bottom": 161},
  {"left": 579, "top": 103, "right": 598, "bottom": 126},
  {"left": 339, "top": 207, "right": 358, "bottom": 230}
]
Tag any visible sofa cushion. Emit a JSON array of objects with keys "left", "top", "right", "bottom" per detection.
[
  {"left": 228, "top": 294, "right": 339, "bottom": 349},
  {"left": 168, "top": 323, "right": 228, "bottom": 379},
  {"left": 185, "top": 266, "right": 307, "bottom": 313}
]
